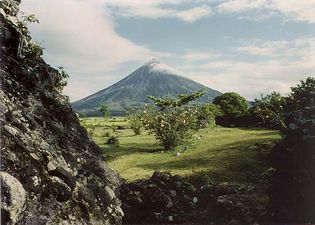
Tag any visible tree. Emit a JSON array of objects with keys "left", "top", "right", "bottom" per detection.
[
  {"left": 253, "top": 92, "right": 287, "bottom": 131},
  {"left": 287, "top": 76, "right": 315, "bottom": 111},
  {"left": 142, "top": 90, "right": 204, "bottom": 150},
  {"left": 99, "top": 104, "right": 110, "bottom": 118},
  {"left": 213, "top": 92, "right": 249, "bottom": 126},
  {"left": 196, "top": 103, "right": 222, "bottom": 128}
]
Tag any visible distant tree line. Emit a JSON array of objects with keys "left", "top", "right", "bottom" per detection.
[
  {"left": 212, "top": 77, "right": 315, "bottom": 132},
  {"left": 97, "top": 77, "right": 314, "bottom": 150}
]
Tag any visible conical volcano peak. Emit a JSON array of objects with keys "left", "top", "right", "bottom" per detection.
[
  {"left": 143, "top": 59, "right": 182, "bottom": 75},
  {"left": 148, "top": 58, "right": 159, "bottom": 64},
  {"left": 143, "top": 58, "right": 160, "bottom": 67},
  {"left": 72, "top": 59, "right": 222, "bottom": 116}
]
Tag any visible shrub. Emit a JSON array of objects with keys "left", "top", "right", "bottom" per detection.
[
  {"left": 142, "top": 90, "right": 204, "bottom": 150},
  {"left": 106, "top": 136, "right": 119, "bottom": 145},
  {"left": 196, "top": 104, "right": 222, "bottom": 129},
  {"left": 15, "top": 14, "right": 44, "bottom": 59},
  {"left": 213, "top": 92, "right": 249, "bottom": 127},
  {"left": 253, "top": 92, "right": 287, "bottom": 131},
  {"left": 287, "top": 76, "right": 315, "bottom": 111},
  {"left": 56, "top": 66, "right": 69, "bottom": 91},
  {"left": 127, "top": 111, "right": 143, "bottom": 135},
  {"left": 104, "top": 132, "right": 110, "bottom": 137},
  {"left": 99, "top": 104, "right": 110, "bottom": 118}
]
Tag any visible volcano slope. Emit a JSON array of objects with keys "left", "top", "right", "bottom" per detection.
[{"left": 72, "top": 59, "right": 221, "bottom": 116}]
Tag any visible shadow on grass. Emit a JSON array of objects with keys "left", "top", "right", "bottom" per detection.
[
  {"left": 136, "top": 136, "right": 279, "bottom": 183},
  {"left": 101, "top": 142, "right": 163, "bottom": 160}
]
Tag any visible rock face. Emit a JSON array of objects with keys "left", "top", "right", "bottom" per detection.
[
  {"left": 0, "top": 1, "right": 124, "bottom": 224},
  {"left": 121, "top": 171, "right": 267, "bottom": 225},
  {"left": 269, "top": 93, "right": 315, "bottom": 223}
]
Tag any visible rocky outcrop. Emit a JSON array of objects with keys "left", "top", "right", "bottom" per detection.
[
  {"left": 0, "top": 1, "right": 124, "bottom": 224},
  {"left": 269, "top": 92, "right": 315, "bottom": 223},
  {"left": 121, "top": 171, "right": 267, "bottom": 225}
]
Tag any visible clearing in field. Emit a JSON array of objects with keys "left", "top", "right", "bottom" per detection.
[{"left": 81, "top": 117, "right": 281, "bottom": 183}]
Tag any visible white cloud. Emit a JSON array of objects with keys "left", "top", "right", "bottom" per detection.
[
  {"left": 271, "top": 0, "right": 315, "bottom": 23},
  {"left": 179, "top": 37, "right": 315, "bottom": 99},
  {"left": 217, "top": 0, "right": 315, "bottom": 23},
  {"left": 236, "top": 37, "right": 315, "bottom": 57},
  {"left": 218, "top": 0, "right": 267, "bottom": 13},
  {"left": 19, "top": 0, "right": 314, "bottom": 101},
  {"left": 175, "top": 5, "right": 212, "bottom": 22},
  {"left": 104, "top": 0, "right": 212, "bottom": 22},
  {"left": 20, "top": 0, "right": 170, "bottom": 100},
  {"left": 181, "top": 50, "right": 219, "bottom": 62}
]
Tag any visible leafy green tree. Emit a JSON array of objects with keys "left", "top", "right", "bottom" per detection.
[
  {"left": 196, "top": 103, "right": 222, "bottom": 128},
  {"left": 99, "top": 104, "right": 110, "bottom": 118},
  {"left": 253, "top": 92, "right": 287, "bottom": 131},
  {"left": 142, "top": 90, "right": 204, "bottom": 150},
  {"left": 287, "top": 76, "right": 315, "bottom": 111},
  {"left": 213, "top": 92, "right": 249, "bottom": 126}
]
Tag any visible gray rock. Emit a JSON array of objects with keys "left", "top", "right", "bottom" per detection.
[
  {"left": 0, "top": 172, "right": 27, "bottom": 224},
  {"left": 0, "top": 4, "right": 124, "bottom": 224}
]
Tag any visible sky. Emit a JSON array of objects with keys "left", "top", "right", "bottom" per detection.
[{"left": 20, "top": 0, "right": 315, "bottom": 101}]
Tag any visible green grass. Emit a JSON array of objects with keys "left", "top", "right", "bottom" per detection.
[{"left": 81, "top": 117, "right": 281, "bottom": 183}]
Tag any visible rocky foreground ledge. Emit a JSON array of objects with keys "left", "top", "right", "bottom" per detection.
[
  {"left": 1, "top": 1, "right": 123, "bottom": 224},
  {"left": 121, "top": 171, "right": 267, "bottom": 225}
]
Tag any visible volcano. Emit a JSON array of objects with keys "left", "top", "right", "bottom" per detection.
[{"left": 72, "top": 59, "right": 221, "bottom": 116}]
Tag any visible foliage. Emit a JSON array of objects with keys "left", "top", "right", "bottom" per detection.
[
  {"left": 56, "top": 66, "right": 69, "bottom": 91},
  {"left": 16, "top": 14, "right": 39, "bottom": 39},
  {"left": 287, "top": 76, "right": 315, "bottom": 111},
  {"left": 213, "top": 92, "right": 249, "bottom": 126},
  {"left": 106, "top": 135, "right": 119, "bottom": 145},
  {"left": 195, "top": 103, "right": 222, "bottom": 129},
  {"left": 79, "top": 119, "right": 95, "bottom": 137},
  {"left": 16, "top": 13, "right": 44, "bottom": 59},
  {"left": 99, "top": 104, "right": 110, "bottom": 118},
  {"left": 148, "top": 90, "right": 205, "bottom": 110},
  {"left": 127, "top": 110, "right": 143, "bottom": 135},
  {"left": 104, "top": 132, "right": 111, "bottom": 137},
  {"left": 253, "top": 92, "right": 287, "bottom": 131},
  {"left": 142, "top": 91, "right": 204, "bottom": 150}
]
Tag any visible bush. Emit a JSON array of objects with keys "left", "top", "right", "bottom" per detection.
[
  {"left": 56, "top": 66, "right": 69, "bottom": 91},
  {"left": 106, "top": 136, "right": 119, "bottom": 145},
  {"left": 99, "top": 104, "right": 110, "bottom": 118},
  {"left": 196, "top": 104, "right": 222, "bottom": 129},
  {"left": 253, "top": 92, "right": 287, "bottom": 131},
  {"left": 213, "top": 92, "right": 249, "bottom": 127},
  {"left": 127, "top": 111, "right": 143, "bottom": 135},
  {"left": 142, "top": 90, "right": 204, "bottom": 150},
  {"left": 287, "top": 76, "right": 315, "bottom": 111},
  {"left": 103, "top": 132, "right": 110, "bottom": 137}
]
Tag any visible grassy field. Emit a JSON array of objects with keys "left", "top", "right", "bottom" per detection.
[{"left": 81, "top": 117, "right": 281, "bottom": 183}]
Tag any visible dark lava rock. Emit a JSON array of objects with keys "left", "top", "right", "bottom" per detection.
[
  {"left": 121, "top": 171, "right": 200, "bottom": 224},
  {"left": 269, "top": 92, "right": 315, "bottom": 223},
  {"left": 121, "top": 171, "right": 266, "bottom": 225},
  {"left": 0, "top": 1, "right": 124, "bottom": 224}
]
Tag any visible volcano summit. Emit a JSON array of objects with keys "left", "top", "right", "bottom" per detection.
[{"left": 72, "top": 59, "right": 221, "bottom": 116}]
